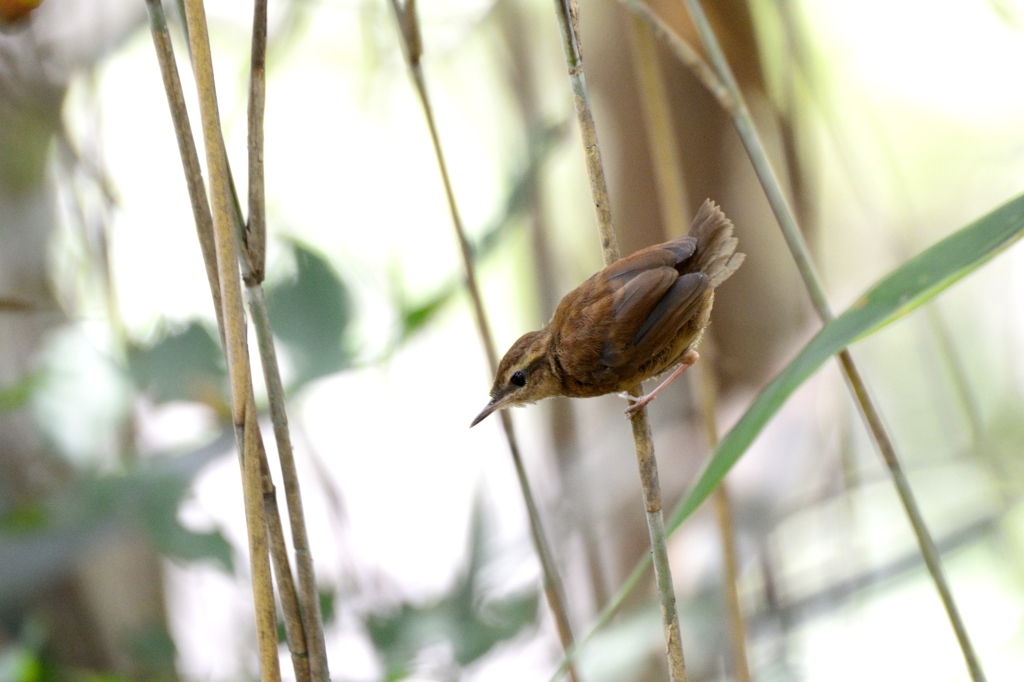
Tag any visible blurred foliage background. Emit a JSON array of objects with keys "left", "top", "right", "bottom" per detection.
[{"left": 1, "top": 0, "right": 1024, "bottom": 680}]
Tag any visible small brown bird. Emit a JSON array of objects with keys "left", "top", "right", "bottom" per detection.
[{"left": 470, "top": 199, "right": 744, "bottom": 427}]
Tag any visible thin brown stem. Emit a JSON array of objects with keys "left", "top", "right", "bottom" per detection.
[
  {"left": 696, "top": 366, "right": 751, "bottom": 682},
  {"left": 626, "top": 12, "right": 691, "bottom": 234},
  {"left": 242, "top": 0, "right": 330, "bottom": 674},
  {"left": 248, "top": 284, "right": 331, "bottom": 681},
  {"left": 143, "top": 0, "right": 223, "bottom": 336},
  {"left": 551, "top": 1, "right": 687, "bottom": 679},
  {"left": 388, "top": 2, "right": 580, "bottom": 678},
  {"left": 551, "top": 0, "right": 618, "bottom": 260},
  {"left": 245, "top": 0, "right": 267, "bottom": 283},
  {"left": 146, "top": 1, "right": 322, "bottom": 677},
  {"left": 674, "top": 1, "right": 986, "bottom": 678},
  {"left": 166, "top": 0, "right": 281, "bottom": 677},
  {"left": 263, "top": 460, "right": 312, "bottom": 682},
  {"left": 625, "top": 21, "right": 751, "bottom": 675}
]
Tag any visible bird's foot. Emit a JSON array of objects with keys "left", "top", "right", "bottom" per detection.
[
  {"left": 621, "top": 391, "right": 652, "bottom": 417},
  {"left": 620, "top": 350, "right": 700, "bottom": 418}
]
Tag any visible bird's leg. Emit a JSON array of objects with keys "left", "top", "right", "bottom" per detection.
[{"left": 621, "top": 350, "right": 700, "bottom": 416}]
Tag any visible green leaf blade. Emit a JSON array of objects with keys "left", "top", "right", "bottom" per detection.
[{"left": 666, "top": 191, "right": 1024, "bottom": 535}]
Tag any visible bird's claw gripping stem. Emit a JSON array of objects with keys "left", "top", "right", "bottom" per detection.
[{"left": 620, "top": 350, "right": 700, "bottom": 417}]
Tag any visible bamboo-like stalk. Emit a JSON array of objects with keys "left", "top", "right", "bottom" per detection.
[
  {"left": 496, "top": 0, "right": 610, "bottom": 611},
  {"left": 178, "top": 2, "right": 280, "bottom": 678},
  {"left": 671, "top": 1, "right": 986, "bottom": 679},
  {"left": 387, "top": 3, "right": 580, "bottom": 679},
  {"left": 622, "top": 0, "right": 732, "bottom": 112},
  {"left": 550, "top": 1, "right": 687, "bottom": 679},
  {"left": 143, "top": 0, "right": 223, "bottom": 336},
  {"left": 626, "top": 15, "right": 691, "bottom": 235},
  {"left": 262, "top": 456, "right": 312, "bottom": 682},
  {"left": 149, "top": 2, "right": 282, "bottom": 675},
  {"left": 626, "top": 15, "right": 751, "bottom": 680},
  {"left": 146, "top": 1, "right": 323, "bottom": 677},
  {"left": 247, "top": 284, "right": 330, "bottom": 680},
  {"left": 243, "top": 1, "right": 330, "bottom": 677},
  {"left": 696, "top": 366, "right": 751, "bottom": 682},
  {"left": 245, "top": 0, "right": 267, "bottom": 283}
]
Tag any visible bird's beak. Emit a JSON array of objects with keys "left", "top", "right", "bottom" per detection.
[{"left": 470, "top": 398, "right": 502, "bottom": 428}]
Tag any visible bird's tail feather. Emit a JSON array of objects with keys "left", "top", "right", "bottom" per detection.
[{"left": 689, "top": 199, "right": 745, "bottom": 288}]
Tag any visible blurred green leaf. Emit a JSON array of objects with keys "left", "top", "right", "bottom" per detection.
[
  {"left": 0, "top": 373, "right": 39, "bottom": 414},
  {"left": 266, "top": 240, "right": 353, "bottom": 387},
  {"left": 127, "top": 321, "right": 227, "bottom": 407},
  {"left": 364, "top": 495, "right": 539, "bottom": 679},
  {"left": 125, "top": 624, "right": 177, "bottom": 680},
  {"left": 319, "top": 587, "right": 336, "bottom": 625},
  {"left": 667, "top": 191, "right": 1024, "bottom": 536},
  {"left": 396, "top": 120, "right": 568, "bottom": 343},
  {"left": 551, "top": 194, "right": 1024, "bottom": 682},
  {"left": 0, "top": 435, "right": 233, "bottom": 606}
]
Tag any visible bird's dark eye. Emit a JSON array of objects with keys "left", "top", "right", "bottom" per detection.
[{"left": 510, "top": 371, "right": 526, "bottom": 387}]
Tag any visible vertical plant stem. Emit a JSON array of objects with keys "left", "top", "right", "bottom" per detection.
[
  {"left": 239, "top": 401, "right": 282, "bottom": 682},
  {"left": 246, "top": 0, "right": 267, "bottom": 282},
  {"left": 627, "top": 13, "right": 751, "bottom": 678},
  {"left": 497, "top": 1, "right": 610, "bottom": 611},
  {"left": 550, "top": 2, "right": 687, "bottom": 680},
  {"left": 146, "top": 1, "right": 322, "bottom": 678},
  {"left": 626, "top": 15, "right": 691, "bottom": 235},
  {"left": 712, "top": 486, "right": 749, "bottom": 680},
  {"left": 178, "top": 1, "right": 280, "bottom": 678},
  {"left": 243, "top": 0, "right": 330, "bottom": 676},
  {"left": 262, "top": 459, "right": 312, "bottom": 682},
  {"left": 550, "top": 0, "right": 618, "bottom": 260},
  {"left": 626, "top": 16, "right": 751, "bottom": 677},
  {"left": 677, "top": 1, "right": 986, "bottom": 679},
  {"left": 248, "top": 284, "right": 331, "bottom": 681},
  {"left": 696, "top": 366, "right": 751, "bottom": 682},
  {"left": 388, "top": 4, "right": 580, "bottom": 679},
  {"left": 630, "top": 409, "right": 687, "bottom": 681},
  {"left": 143, "top": 0, "right": 223, "bottom": 336}
]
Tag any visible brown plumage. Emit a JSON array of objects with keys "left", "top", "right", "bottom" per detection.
[{"left": 471, "top": 199, "right": 744, "bottom": 427}]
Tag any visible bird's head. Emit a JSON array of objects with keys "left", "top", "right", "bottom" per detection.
[{"left": 470, "top": 329, "right": 560, "bottom": 427}]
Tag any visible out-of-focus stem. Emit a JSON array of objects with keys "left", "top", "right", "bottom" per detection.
[
  {"left": 696, "top": 366, "right": 751, "bottom": 682},
  {"left": 180, "top": 1, "right": 279, "bottom": 678},
  {"left": 626, "top": 14, "right": 691, "bottom": 235},
  {"left": 678, "top": 1, "right": 986, "bottom": 679},
  {"left": 388, "top": 3, "right": 581, "bottom": 679},
  {"left": 550, "top": 1, "right": 687, "bottom": 679},
  {"left": 242, "top": 0, "right": 329, "bottom": 673},
  {"left": 248, "top": 284, "right": 331, "bottom": 681}
]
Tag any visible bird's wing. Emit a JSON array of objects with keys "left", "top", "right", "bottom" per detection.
[
  {"left": 598, "top": 266, "right": 678, "bottom": 369},
  {"left": 602, "top": 236, "right": 696, "bottom": 284},
  {"left": 554, "top": 237, "right": 702, "bottom": 387},
  {"left": 630, "top": 272, "right": 709, "bottom": 358}
]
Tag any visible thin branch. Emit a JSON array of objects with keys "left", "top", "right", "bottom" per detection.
[
  {"left": 146, "top": 1, "right": 323, "bottom": 678},
  {"left": 550, "top": 1, "right": 687, "bottom": 680},
  {"left": 263, "top": 458, "right": 312, "bottom": 682},
  {"left": 143, "top": 0, "right": 223, "bottom": 336},
  {"left": 245, "top": 0, "right": 267, "bottom": 283},
  {"left": 626, "top": 14, "right": 691, "bottom": 234},
  {"left": 697, "top": 367, "right": 750, "bottom": 682},
  {"left": 626, "top": 17, "right": 751, "bottom": 678},
  {"left": 181, "top": 0, "right": 280, "bottom": 675},
  {"left": 551, "top": 0, "right": 618, "bottom": 260},
  {"left": 248, "top": 284, "right": 331, "bottom": 681},
  {"left": 387, "top": 2, "right": 581, "bottom": 679},
  {"left": 243, "top": 0, "right": 330, "bottom": 675},
  {"left": 675, "top": 1, "right": 987, "bottom": 679}
]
